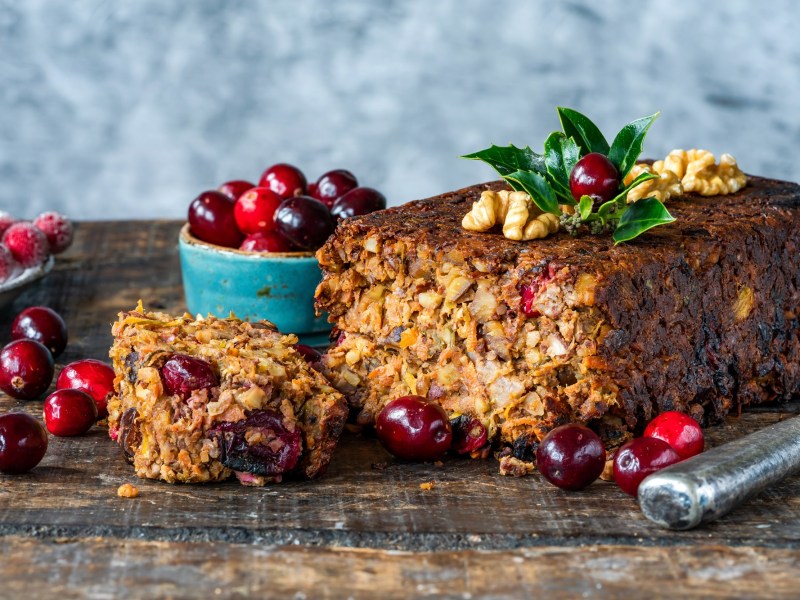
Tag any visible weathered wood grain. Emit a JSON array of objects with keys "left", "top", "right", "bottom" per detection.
[
  {"left": 3, "top": 537, "right": 800, "bottom": 600},
  {"left": 1, "top": 221, "right": 799, "bottom": 597}
]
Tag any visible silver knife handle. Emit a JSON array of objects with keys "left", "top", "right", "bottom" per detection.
[{"left": 638, "top": 416, "right": 800, "bottom": 530}]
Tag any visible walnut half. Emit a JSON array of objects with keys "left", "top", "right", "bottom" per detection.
[{"left": 462, "top": 190, "right": 559, "bottom": 241}]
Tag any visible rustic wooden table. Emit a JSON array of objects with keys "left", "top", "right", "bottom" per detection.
[{"left": 1, "top": 221, "right": 799, "bottom": 599}]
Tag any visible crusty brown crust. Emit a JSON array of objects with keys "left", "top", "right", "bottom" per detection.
[
  {"left": 107, "top": 306, "right": 347, "bottom": 485},
  {"left": 316, "top": 176, "right": 800, "bottom": 459}
]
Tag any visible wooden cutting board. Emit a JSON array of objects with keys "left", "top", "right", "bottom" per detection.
[{"left": 0, "top": 221, "right": 798, "bottom": 599}]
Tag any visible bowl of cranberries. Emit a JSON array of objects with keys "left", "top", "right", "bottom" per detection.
[
  {"left": 0, "top": 211, "right": 73, "bottom": 312},
  {"left": 180, "top": 163, "right": 386, "bottom": 345}
]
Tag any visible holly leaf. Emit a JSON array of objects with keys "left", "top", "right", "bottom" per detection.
[
  {"left": 608, "top": 112, "right": 660, "bottom": 180},
  {"left": 543, "top": 132, "right": 571, "bottom": 197},
  {"left": 578, "top": 195, "right": 594, "bottom": 221},
  {"left": 461, "top": 144, "right": 546, "bottom": 177},
  {"left": 557, "top": 107, "right": 610, "bottom": 156},
  {"left": 503, "top": 170, "right": 560, "bottom": 215},
  {"left": 612, "top": 197, "right": 675, "bottom": 244}
]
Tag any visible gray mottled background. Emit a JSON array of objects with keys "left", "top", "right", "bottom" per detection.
[{"left": 1, "top": 0, "right": 798, "bottom": 220}]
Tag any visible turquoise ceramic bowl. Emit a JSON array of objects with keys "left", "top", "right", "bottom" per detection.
[{"left": 178, "top": 225, "right": 330, "bottom": 346}]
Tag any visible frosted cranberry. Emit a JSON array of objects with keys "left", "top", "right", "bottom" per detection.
[
  {"left": 311, "top": 169, "right": 358, "bottom": 208},
  {"left": 218, "top": 180, "right": 255, "bottom": 201},
  {"left": 644, "top": 411, "right": 704, "bottom": 460},
  {"left": 614, "top": 437, "right": 681, "bottom": 497},
  {"left": 211, "top": 409, "right": 301, "bottom": 476},
  {"left": 56, "top": 359, "right": 115, "bottom": 419},
  {"left": 570, "top": 152, "right": 619, "bottom": 203},
  {"left": 0, "top": 211, "right": 16, "bottom": 237},
  {"left": 451, "top": 416, "right": 487, "bottom": 455},
  {"left": 259, "top": 163, "right": 307, "bottom": 200},
  {"left": 274, "top": 196, "right": 336, "bottom": 251},
  {"left": 188, "top": 191, "right": 244, "bottom": 248},
  {"left": 376, "top": 396, "right": 452, "bottom": 461},
  {"left": 330, "top": 187, "right": 386, "bottom": 220},
  {"left": 43, "top": 389, "right": 97, "bottom": 436},
  {"left": 33, "top": 212, "right": 73, "bottom": 254},
  {"left": 11, "top": 306, "right": 68, "bottom": 357},
  {"left": 0, "top": 340, "right": 54, "bottom": 400},
  {"left": 0, "top": 413, "right": 48, "bottom": 474},
  {"left": 239, "top": 231, "right": 294, "bottom": 253},
  {"left": 160, "top": 354, "right": 218, "bottom": 400},
  {"left": 295, "top": 344, "right": 321, "bottom": 364},
  {"left": 536, "top": 424, "right": 606, "bottom": 491},
  {"left": 0, "top": 245, "right": 22, "bottom": 284},
  {"left": 2, "top": 222, "right": 50, "bottom": 268},
  {"left": 234, "top": 187, "right": 283, "bottom": 234}
]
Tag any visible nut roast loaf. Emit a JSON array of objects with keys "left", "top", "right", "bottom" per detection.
[{"left": 316, "top": 176, "right": 800, "bottom": 458}]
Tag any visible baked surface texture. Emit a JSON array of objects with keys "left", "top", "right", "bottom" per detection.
[
  {"left": 316, "top": 176, "right": 800, "bottom": 459},
  {"left": 107, "top": 305, "right": 347, "bottom": 485}
]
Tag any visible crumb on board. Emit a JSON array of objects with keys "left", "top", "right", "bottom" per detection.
[
  {"left": 117, "top": 483, "right": 139, "bottom": 498},
  {"left": 420, "top": 481, "right": 436, "bottom": 491},
  {"left": 433, "top": 461, "right": 444, "bottom": 468},
  {"left": 498, "top": 456, "right": 535, "bottom": 477}
]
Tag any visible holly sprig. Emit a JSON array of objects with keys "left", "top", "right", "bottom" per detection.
[{"left": 461, "top": 107, "right": 675, "bottom": 244}]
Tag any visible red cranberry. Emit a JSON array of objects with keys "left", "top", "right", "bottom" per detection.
[
  {"left": 311, "top": 169, "right": 358, "bottom": 208},
  {"left": 614, "top": 437, "right": 681, "bottom": 497},
  {"left": 0, "top": 211, "right": 16, "bottom": 237},
  {"left": 2, "top": 222, "right": 50, "bottom": 268},
  {"left": 0, "top": 245, "right": 22, "bottom": 284},
  {"left": 375, "top": 395, "right": 452, "bottom": 461},
  {"left": 239, "top": 231, "right": 294, "bottom": 253},
  {"left": 188, "top": 191, "right": 244, "bottom": 248},
  {"left": 570, "top": 152, "right": 620, "bottom": 203},
  {"left": 43, "top": 389, "right": 97, "bottom": 436},
  {"left": 11, "top": 306, "right": 68, "bottom": 357},
  {"left": 330, "top": 187, "right": 387, "bottom": 220},
  {"left": 211, "top": 409, "right": 301, "bottom": 476},
  {"left": 274, "top": 196, "right": 336, "bottom": 251},
  {"left": 644, "top": 411, "right": 704, "bottom": 460},
  {"left": 294, "top": 344, "right": 321, "bottom": 364},
  {"left": 234, "top": 187, "right": 284, "bottom": 234},
  {"left": 0, "top": 340, "right": 54, "bottom": 400},
  {"left": 0, "top": 412, "right": 48, "bottom": 474},
  {"left": 160, "top": 354, "right": 218, "bottom": 400},
  {"left": 536, "top": 424, "right": 606, "bottom": 490},
  {"left": 451, "top": 417, "right": 487, "bottom": 455},
  {"left": 218, "top": 180, "right": 255, "bottom": 201},
  {"left": 56, "top": 359, "right": 115, "bottom": 419},
  {"left": 519, "top": 264, "right": 557, "bottom": 318},
  {"left": 259, "top": 163, "right": 307, "bottom": 200},
  {"left": 33, "top": 212, "right": 74, "bottom": 254}
]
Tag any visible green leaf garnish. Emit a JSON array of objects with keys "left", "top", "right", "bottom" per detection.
[
  {"left": 503, "top": 170, "right": 560, "bottom": 215},
  {"left": 608, "top": 113, "right": 660, "bottom": 180},
  {"left": 612, "top": 197, "right": 675, "bottom": 244},
  {"left": 461, "top": 144, "right": 546, "bottom": 177},
  {"left": 557, "top": 107, "right": 610, "bottom": 155},
  {"left": 578, "top": 195, "right": 594, "bottom": 221},
  {"left": 462, "top": 107, "right": 673, "bottom": 243}
]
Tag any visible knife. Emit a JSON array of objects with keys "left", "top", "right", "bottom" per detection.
[{"left": 637, "top": 415, "right": 800, "bottom": 530}]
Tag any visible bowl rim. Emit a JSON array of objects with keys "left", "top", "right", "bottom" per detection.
[
  {"left": 0, "top": 255, "right": 55, "bottom": 294},
  {"left": 179, "top": 224, "right": 317, "bottom": 260}
]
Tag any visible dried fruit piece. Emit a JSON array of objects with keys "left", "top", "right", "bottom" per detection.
[
  {"left": 211, "top": 410, "right": 302, "bottom": 476},
  {"left": 451, "top": 416, "right": 488, "bottom": 455},
  {"left": 160, "top": 354, "right": 219, "bottom": 400}
]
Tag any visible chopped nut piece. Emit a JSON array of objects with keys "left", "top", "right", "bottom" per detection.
[
  {"left": 734, "top": 286, "right": 755, "bottom": 321},
  {"left": 117, "top": 483, "right": 139, "bottom": 498},
  {"left": 419, "top": 480, "right": 436, "bottom": 490}
]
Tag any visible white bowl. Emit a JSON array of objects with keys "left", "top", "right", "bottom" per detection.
[{"left": 0, "top": 256, "right": 55, "bottom": 312}]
